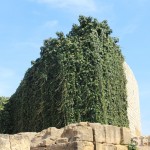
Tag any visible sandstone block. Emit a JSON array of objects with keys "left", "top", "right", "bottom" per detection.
[
  {"left": 68, "top": 141, "right": 94, "bottom": 150},
  {"left": 120, "top": 127, "right": 131, "bottom": 145},
  {"left": 18, "top": 132, "right": 37, "bottom": 141},
  {"left": 95, "top": 143, "right": 103, "bottom": 150},
  {"left": 10, "top": 134, "right": 30, "bottom": 150},
  {"left": 115, "top": 145, "right": 128, "bottom": 150},
  {"left": 31, "top": 127, "right": 63, "bottom": 148},
  {"left": 61, "top": 124, "right": 93, "bottom": 142},
  {"left": 89, "top": 123, "right": 106, "bottom": 143},
  {"left": 39, "top": 127, "right": 64, "bottom": 139},
  {"left": 0, "top": 134, "right": 11, "bottom": 150},
  {"left": 105, "top": 125, "right": 121, "bottom": 144},
  {"left": 77, "top": 122, "right": 88, "bottom": 126},
  {"left": 47, "top": 143, "right": 67, "bottom": 150},
  {"left": 38, "top": 139, "right": 54, "bottom": 147},
  {"left": 96, "top": 143, "right": 116, "bottom": 150}
]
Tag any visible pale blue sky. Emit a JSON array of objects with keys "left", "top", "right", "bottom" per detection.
[{"left": 0, "top": 0, "right": 150, "bottom": 135}]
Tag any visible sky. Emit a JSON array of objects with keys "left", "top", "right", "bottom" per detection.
[{"left": 0, "top": 0, "right": 150, "bottom": 135}]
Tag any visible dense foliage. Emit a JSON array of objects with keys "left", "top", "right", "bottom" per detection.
[
  {"left": 0, "top": 97, "right": 9, "bottom": 133},
  {"left": 0, "top": 97, "right": 8, "bottom": 111},
  {"left": 0, "top": 16, "right": 129, "bottom": 133}
]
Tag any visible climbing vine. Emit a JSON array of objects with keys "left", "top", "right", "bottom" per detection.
[{"left": 0, "top": 16, "right": 129, "bottom": 133}]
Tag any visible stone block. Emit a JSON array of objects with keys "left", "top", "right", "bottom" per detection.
[
  {"left": 68, "top": 141, "right": 94, "bottom": 150},
  {"left": 105, "top": 125, "right": 121, "bottom": 144},
  {"left": 88, "top": 123, "right": 106, "bottom": 143},
  {"left": 38, "top": 139, "right": 54, "bottom": 147},
  {"left": 48, "top": 141, "right": 94, "bottom": 150},
  {"left": 120, "top": 127, "right": 131, "bottom": 145},
  {"left": 10, "top": 134, "right": 30, "bottom": 150},
  {"left": 18, "top": 132, "right": 37, "bottom": 141},
  {"left": 115, "top": 145, "right": 128, "bottom": 150},
  {"left": 77, "top": 122, "right": 88, "bottom": 126},
  {"left": 0, "top": 134, "right": 11, "bottom": 150},
  {"left": 96, "top": 143, "right": 116, "bottom": 150},
  {"left": 40, "top": 127, "right": 64, "bottom": 139},
  {"left": 47, "top": 143, "right": 67, "bottom": 150},
  {"left": 31, "top": 127, "right": 63, "bottom": 148},
  {"left": 61, "top": 124, "right": 93, "bottom": 142}
]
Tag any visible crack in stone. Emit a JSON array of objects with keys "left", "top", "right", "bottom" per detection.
[
  {"left": 9, "top": 135, "right": 12, "bottom": 150},
  {"left": 92, "top": 128, "right": 96, "bottom": 150}
]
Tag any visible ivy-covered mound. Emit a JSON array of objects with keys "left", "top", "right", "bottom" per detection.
[{"left": 0, "top": 16, "right": 129, "bottom": 134}]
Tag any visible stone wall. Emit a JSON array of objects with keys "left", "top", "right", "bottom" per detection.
[
  {"left": 132, "top": 136, "right": 150, "bottom": 150},
  {"left": 0, "top": 134, "right": 30, "bottom": 150},
  {"left": 124, "top": 62, "right": 141, "bottom": 137},
  {"left": 0, "top": 122, "right": 131, "bottom": 150}
]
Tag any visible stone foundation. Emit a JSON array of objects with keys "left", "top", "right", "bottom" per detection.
[{"left": 0, "top": 122, "right": 131, "bottom": 150}]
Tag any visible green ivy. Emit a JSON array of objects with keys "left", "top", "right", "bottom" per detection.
[
  {"left": 0, "top": 16, "right": 129, "bottom": 133},
  {"left": 0, "top": 97, "right": 9, "bottom": 133},
  {"left": 128, "top": 139, "right": 138, "bottom": 150},
  {"left": 0, "top": 97, "right": 8, "bottom": 111}
]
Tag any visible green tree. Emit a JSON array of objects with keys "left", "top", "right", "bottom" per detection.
[{"left": 0, "top": 16, "right": 129, "bottom": 134}]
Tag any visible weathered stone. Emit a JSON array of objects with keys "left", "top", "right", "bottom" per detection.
[
  {"left": 68, "top": 141, "right": 94, "bottom": 150},
  {"left": 18, "top": 132, "right": 37, "bottom": 146},
  {"left": 137, "top": 146, "right": 150, "bottom": 150},
  {"left": 61, "top": 124, "right": 93, "bottom": 142},
  {"left": 0, "top": 123, "right": 132, "bottom": 150},
  {"left": 115, "top": 145, "right": 128, "bottom": 150},
  {"left": 18, "top": 132, "right": 37, "bottom": 141},
  {"left": 132, "top": 136, "right": 150, "bottom": 146},
  {"left": 30, "top": 147, "right": 46, "bottom": 150},
  {"left": 55, "top": 138, "right": 68, "bottom": 144},
  {"left": 78, "top": 122, "right": 88, "bottom": 126},
  {"left": 39, "top": 127, "right": 64, "bottom": 139},
  {"left": 96, "top": 143, "right": 116, "bottom": 150},
  {"left": 105, "top": 125, "right": 121, "bottom": 144},
  {"left": 0, "top": 134, "right": 11, "bottom": 150},
  {"left": 38, "top": 139, "right": 54, "bottom": 147},
  {"left": 103, "top": 144, "right": 116, "bottom": 150},
  {"left": 31, "top": 127, "right": 63, "bottom": 148},
  {"left": 10, "top": 134, "right": 30, "bottom": 150},
  {"left": 89, "top": 123, "right": 106, "bottom": 143},
  {"left": 120, "top": 127, "right": 131, "bottom": 145},
  {"left": 95, "top": 143, "right": 103, "bottom": 150},
  {"left": 47, "top": 143, "right": 67, "bottom": 150},
  {"left": 142, "top": 136, "right": 149, "bottom": 146}
]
